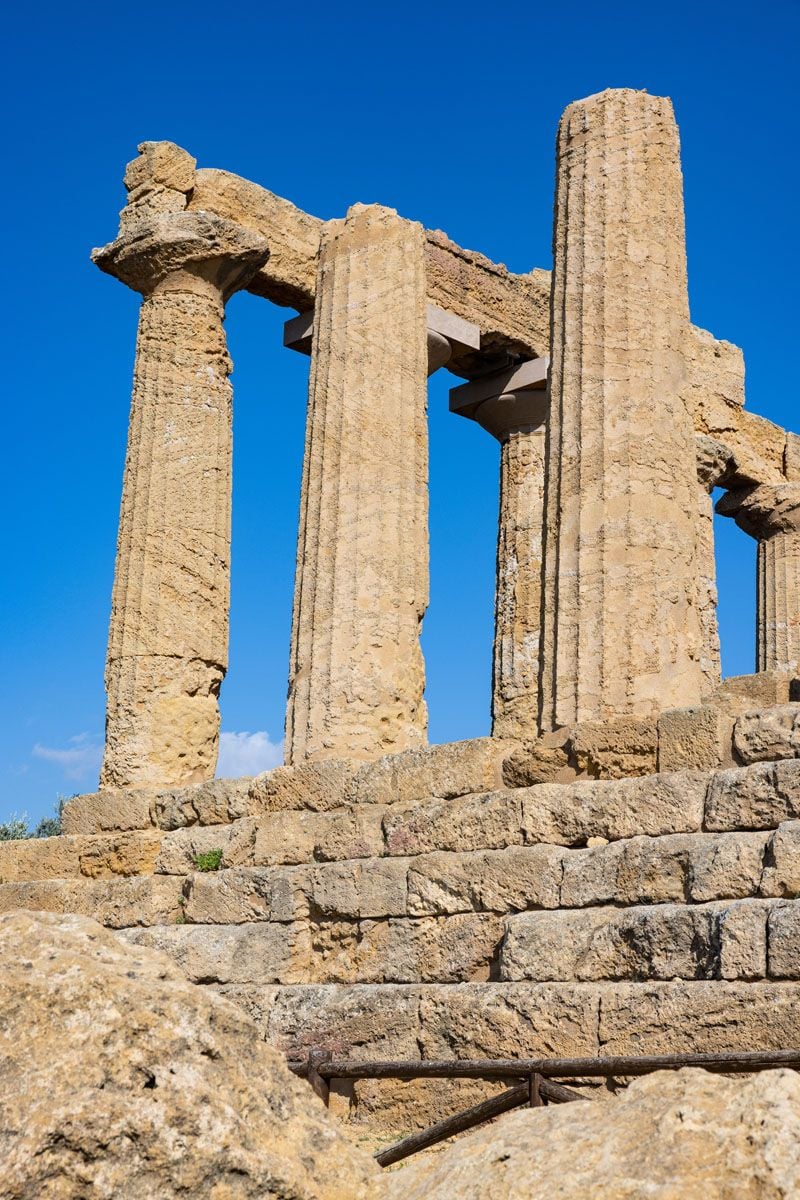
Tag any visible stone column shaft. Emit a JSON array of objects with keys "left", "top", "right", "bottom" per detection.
[
  {"left": 718, "top": 484, "right": 800, "bottom": 674},
  {"left": 695, "top": 435, "right": 735, "bottom": 696},
  {"left": 286, "top": 204, "right": 429, "bottom": 762},
  {"left": 540, "top": 89, "right": 703, "bottom": 731},
  {"left": 93, "top": 209, "right": 268, "bottom": 787}
]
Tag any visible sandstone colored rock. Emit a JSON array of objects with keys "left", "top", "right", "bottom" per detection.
[
  {"left": 388, "top": 1069, "right": 800, "bottom": 1200},
  {"left": 0, "top": 829, "right": 162, "bottom": 883},
  {"left": 407, "top": 845, "right": 563, "bottom": 916},
  {"left": 286, "top": 204, "right": 429, "bottom": 763},
  {"left": 0, "top": 875, "right": 183, "bottom": 927},
  {"left": 249, "top": 758, "right": 357, "bottom": 813},
  {"left": 540, "top": 90, "right": 703, "bottom": 730},
  {"left": 0, "top": 912, "right": 380, "bottom": 1199},
  {"left": 760, "top": 821, "right": 800, "bottom": 897},
  {"left": 705, "top": 760, "right": 800, "bottom": 831},
  {"left": 346, "top": 737, "right": 509, "bottom": 805},
  {"left": 734, "top": 705, "right": 800, "bottom": 763},
  {"left": 657, "top": 704, "right": 729, "bottom": 771},
  {"left": 93, "top": 210, "right": 269, "bottom": 790},
  {"left": 569, "top": 718, "right": 658, "bottom": 779},
  {"left": 501, "top": 899, "right": 769, "bottom": 982}
]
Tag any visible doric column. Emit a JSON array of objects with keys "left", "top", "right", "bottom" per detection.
[
  {"left": 286, "top": 204, "right": 429, "bottom": 763},
  {"left": 695, "top": 436, "right": 735, "bottom": 696},
  {"left": 717, "top": 484, "right": 800, "bottom": 673},
  {"left": 92, "top": 205, "right": 268, "bottom": 788},
  {"left": 539, "top": 89, "right": 703, "bottom": 731},
  {"left": 451, "top": 359, "right": 549, "bottom": 739}
]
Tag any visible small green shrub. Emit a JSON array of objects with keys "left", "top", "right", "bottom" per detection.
[
  {"left": 0, "top": 797, "right": 68, "bottom": 842},
  {"left": 193, "top": 848, "right": 224, "bottom": 872},
  {"left": 0, "top": 814, "right": 32, "bottom": 842}
]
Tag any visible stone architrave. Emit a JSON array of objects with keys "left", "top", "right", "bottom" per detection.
[
  {"left": 717, "top": 484, "right": 800, "bottom": 673},
  {"left": 450, "top": 359, "right": 549, "bottom": 740},
  {"left": 286, "top": 204, "right": 429, "bottom": 763},
  {"left": 539, "top": 89, "right": 704, "bottom": 731},
  {"left": 695, "top": 435, "right": 735, "bottom": 696},
  {"left": 92, "top": 210, "right": 268, "bottom": 788}
]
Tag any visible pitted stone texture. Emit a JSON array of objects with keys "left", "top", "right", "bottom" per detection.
[
  {"left": 389, "top": 1069, "right": 800, "bottom": 1200},
  {"left": 407, "top": 845, "right": 564, "bottom": 916},
  {"left": 249, "top": 759, "right": 357, "bottom": 813},
  {"left": 705, "top": 760, "right": 800, "bottom": 831},
  {"left": 287, "top": 204, "right": 429, "bottom": 764},
  {"left": 658, "top": 704, "right": 729, "bottom": 771},
  {"left": 522, "top": 772, "right": 707, "bottom": 846},
  {"left": 767, "top": 902, "right": 800, "bottom": 978},
  {"left": 734, "top": 706, "right": 800, "bottom": 764},
  {"left": 93, "top": 211, "right": 268, "bottom": 791},
  {"left": 501, "top": 899, "right": 770, "bottom": 982},
  {"left": 492, "top": 426, "right": 546, "bottom": 740},
  {"left": 346, "top": 738, "right": 509, "bottom": 805},
  {"left": 569, "top": 719, "right": 658, "bottom": 779},
  {"left": 541, "top": 89, "right": 703, "bottom": 730},
  {"left": 0, "top": 912, "right": 379, "bottom": 1200},
  {"left": 184, "top": 866, "right": 309, "bottom": 924},
  {"left": 0, "top": 830, "right": 163, "bottom": 883},
  {"left": 0, "top": 875, "right": 183, "bottom": 927}
]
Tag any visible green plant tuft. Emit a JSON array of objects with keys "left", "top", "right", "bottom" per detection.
[{"left": 193, "top": 848, "right": 223, "bottom": 872}]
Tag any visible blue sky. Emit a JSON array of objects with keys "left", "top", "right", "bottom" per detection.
[{"left": 2, "top": 0, "right": 798, "bottom": 824}]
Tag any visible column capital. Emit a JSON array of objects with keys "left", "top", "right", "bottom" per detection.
[
  {"left": 717, "top": 483, "right": 800, "bottom": 539},
  {"left": 91, "top": 211, "right": 269, "bottom": 300},
  {"left": 449, "top": 358, "right": 549, "bottom": 441},
  {"left": 696, "top": 435, "right": 735, "bottom": 493}
]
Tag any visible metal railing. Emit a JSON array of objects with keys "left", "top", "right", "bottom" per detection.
[{"left": 289, "top": 1049, "right": 800, "bottom": 1167}]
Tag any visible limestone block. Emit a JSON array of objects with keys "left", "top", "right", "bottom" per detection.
[
  {"left": 345, "top": 738, "right": 508, "bottom": 806},
  {"left": 220, "top": 983, "right": 424, "bottom": 1060},
  {"left": 0, "top": 831, "right": 163, "bottom": 884},
  {"left": 717, "top": 671, "right": 797, "bottom": 712},
  {"left": 540, "top": 90, "right": 703, "bottom": 729},
  {"left": 62, "top": 789, "right": 153, "bottom": 835},
  {"left": 312, "top": 807, "right": 387, "bottom": 863},
  {"left": 417, "top": 982, "right": 600, "bottom": 1059},
  {"left": 120, "top": 923, "right": 311, "bottom": 986},
  {"left": 570, "top": 719, "right": 658, "bottom": 779},
  {"left": 339, "top": 914, "right": 503, "bottom": 984},
  {"left": 0, "top": 876, "right": 183, "bottom": 927},
  {"left": 560, "top": 835, "right": 692, "bottom": 908},
  {"left": 382, "top": 791, "right": 523, "bottom": 857},
  {"left": 705, "top": 761, "right": 800, "bottom": 831},
  {"left": 521, "top": 772, "right": 707, "bottom": 847},
  {"left": 734, "top": 705, "right": 800, "bottom": 764},
  {"left": 248, "top": 759, "right": 357, "bottom": 814},
  {"left": 502, "top": 901, "right": 767, "bottom": 982},
  {"left": 183, "top": 866, "right": 309, "bottom": 924},
  {"left": 598, "top": 980, "right": 800, "bottom": 1054},
  {"left": 501, "top": 732, "right": 575, "bottom": 787},
  {"left": 767, "top": 903, "right": 800, "bottom": 978},
  {"left": 760, "top": 822, "right": 800, "bottom": 897},
  {"left": 407, "top": 845, "right": 564, "bottom": 916},
  {"left": 155, "top": 821, "right": 256, "bottom": 874},
  {"left": 308, "top": 858, "right": 408, "bottom": 919},
  {"left": 658, "top": 705, "right": 729, "bottom": 772},
  {"left": 252, "top": 811, "right": 324, "bottom": 866},
  {"left": 688, "top": 831, "right": 768, "bottom": 903},
  {"left": 286, "top": 204, "right": 429, "bottom": 763},
  {"left": 152, "top": 778, "right": 253, "bottom": 830},
  {"left": 123, "top": 141, "right": 196, "bottom": 195}
]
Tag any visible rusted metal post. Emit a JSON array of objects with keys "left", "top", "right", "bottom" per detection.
[
  {"left": 529, "top": 1072, "right": 543, "bottom": 1106},
  {"left": 307, "top": 1049, "right": 332, "bottom": 1106}
]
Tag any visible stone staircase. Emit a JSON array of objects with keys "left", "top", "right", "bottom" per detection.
[{"left": 5, "top": 709, "right": 800, "bottom": 1134}]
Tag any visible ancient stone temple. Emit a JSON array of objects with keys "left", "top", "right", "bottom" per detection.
[{"left": 5, "top": 88, "right": 800, "bottom": 1138}]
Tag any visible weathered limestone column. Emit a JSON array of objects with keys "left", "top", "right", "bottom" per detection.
[
  {"left": 717, "top": 484, "right": 800, "bottom": 673},
  {"left": 450, "top": 359, "right": 549, "bottom": 739},
  {"left": 695, "top": 435, "right": 735, "bottom": 696},
  {"left": 286, "top": 204, "right": 429, "bottom": 762},
  {"left": 92, "top": 209, "right": 268, "bottom": 787},
  {"left": 539, "top": 89, "right": 704, "bottom": 731}
]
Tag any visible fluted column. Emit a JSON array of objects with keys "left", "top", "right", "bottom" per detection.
[
  {"left": 539, "top": 89, "right": 703, "bottom": 731},
  {"left": 717, "top": 484, "right": 800, "bottom": 673},
  {"left": 286, "top": 204, "right": 429, "bottom": 763},
  {"left": 92, "top": 210, "right": 268, "bottom": 788}
]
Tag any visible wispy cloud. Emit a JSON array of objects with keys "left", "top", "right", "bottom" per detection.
[
  {"left": 32, "top": 733, "right": 103, "bottom": 781},
  {"left": 217, "top": 731, "right": 283, "bottom": 778}
]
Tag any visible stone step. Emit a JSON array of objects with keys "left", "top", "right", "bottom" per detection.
[
  {"left": 3, "top": 818, "right": 799, "bottom": 926},
  {"left": 500, "top": 898, "right": 800, "bottom": 983},
  {"left": 6, "top": 758, "right": 800, "bottom": 885},
  {"left": 115, "top": 894, "right": 800, "bottom": 987}
]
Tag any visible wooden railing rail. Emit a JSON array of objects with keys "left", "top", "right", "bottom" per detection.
[{"left": 288, "top": 1048, "right": 800, "bottom": 1167}]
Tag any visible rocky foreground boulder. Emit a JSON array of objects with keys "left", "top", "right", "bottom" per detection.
[
  {"left": 389, "top": 1067, "right": 800, "bottom": 1199},
  {"left": 0, "top": 911, "right": 381, "bottom": 1199}
]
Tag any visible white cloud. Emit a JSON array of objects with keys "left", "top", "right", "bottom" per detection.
[
  {"left": 32, "top": 733, "right": 103, "bottom": 781},
  {"left": 217, "top": 731, "right": 283, "bottom": 778}
]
